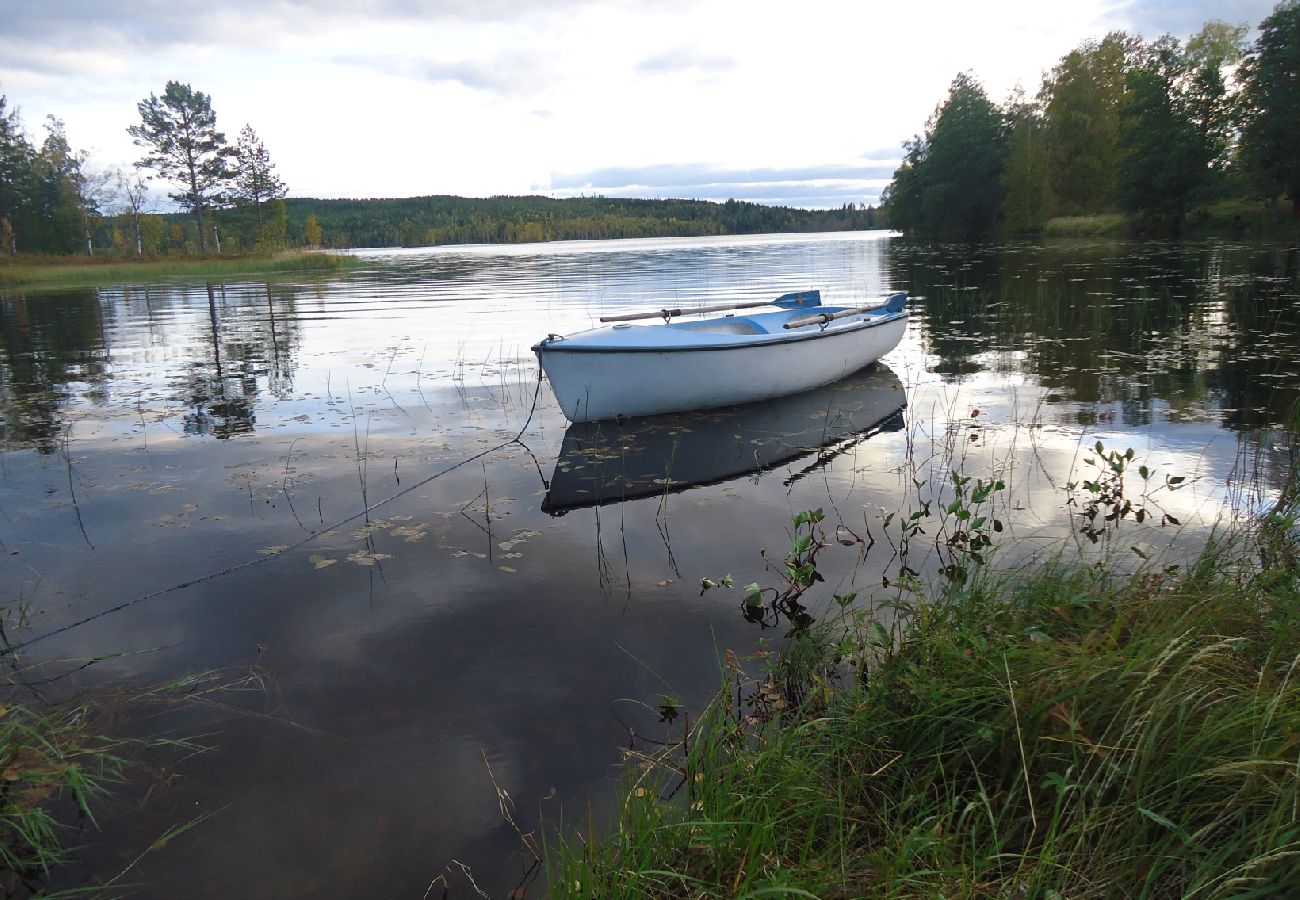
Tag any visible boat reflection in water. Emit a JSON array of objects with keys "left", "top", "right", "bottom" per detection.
[{"left": 542, "top": 363, "right": 906, "bottom": 515}]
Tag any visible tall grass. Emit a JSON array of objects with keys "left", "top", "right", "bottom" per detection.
[
  {"left": 0, "top": 251, "right": 357, "bottom": 289},
  {"left": 0, "top": 667, "right": 252, "bottom": 894},
  {"left": 548, "top": 512, "right": 1300, "bottom": 896},
  {"left": 0, "top": 700, "right": 134, "bottom": 891}
]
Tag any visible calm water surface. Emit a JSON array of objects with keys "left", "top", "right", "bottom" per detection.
[{"left": 1, "top": 232, "right": 1298, "bottom": 896}]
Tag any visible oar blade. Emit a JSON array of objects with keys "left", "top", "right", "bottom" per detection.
[{"left": 774, "top": 289, "right": 821, "bottom": 309}]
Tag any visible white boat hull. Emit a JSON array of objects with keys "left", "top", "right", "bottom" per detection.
[{"left": 537, "top": 313, "right": 907, "bottom": 423}]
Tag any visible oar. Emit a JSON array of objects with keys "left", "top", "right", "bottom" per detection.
[
  {"left": 599, "top": 289, "right": 821, "bottom": 323},
  {"left": 784, "top": 292, "right": 908, "bottom": 330}
]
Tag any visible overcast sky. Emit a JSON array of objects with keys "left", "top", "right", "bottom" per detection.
[{"left": 0, "top": 0, "right": 1277, "bottom": 209}]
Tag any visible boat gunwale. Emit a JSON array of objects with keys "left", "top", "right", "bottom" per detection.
[{"left": 532, "top": 309, "right": 908, "bottom": 355}]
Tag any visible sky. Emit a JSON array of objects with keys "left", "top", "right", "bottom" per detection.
[{"left": 0, "top": 0, "right": 1279, "bottom": 209}]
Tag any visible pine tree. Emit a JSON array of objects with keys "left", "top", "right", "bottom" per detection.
[
  {"left": 233, "top": 125, "right": 287, "bottom": 229},
  {"left": 128, "top": 81, "right": 234, "bottom": 252}
]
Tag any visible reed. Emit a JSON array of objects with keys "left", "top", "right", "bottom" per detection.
[{"left": 547, "top": 507, "right": 1300, "bottom": 896}]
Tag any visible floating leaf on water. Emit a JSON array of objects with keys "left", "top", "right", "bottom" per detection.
[
  {"left": 350, "top": 519, "right": 390, "bottom": 539},
  {"left": 390, "top": 525, "right": 428, "bottom": 542},
  {"left": 657, "top": 579, "right": 673, "bottom": 586},
  {"left": 499, "top": 565, "right": 517, "bottom": 573},
  {"left": 503, "top": 552, "right": 522, "bottom": 559},
  {"left": 309, "top": 554, "right": 338, "bottom": 569},
  {"left": 259, "top": 545, "right": 290, "bottom": 556},
  {"left": 346, "top": 550, "right": 393, "bottom": 566}
]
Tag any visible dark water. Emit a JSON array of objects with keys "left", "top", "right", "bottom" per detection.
[{"left": 2, "top": 233, "right": 1298, "bottom": 896}]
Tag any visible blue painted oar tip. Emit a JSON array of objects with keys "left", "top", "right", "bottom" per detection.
[{"left": 774, "top": 289, "right": 822, "bottom": 309}]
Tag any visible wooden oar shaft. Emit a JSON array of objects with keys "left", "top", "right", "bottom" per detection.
[
  {"left": 600, "top": 299, "right": 770, "bottom": 323},
  {"left": 784, "top": 301, "right": 890, "bottom": 330}
]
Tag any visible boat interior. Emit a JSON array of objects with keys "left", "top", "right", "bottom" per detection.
[{"left": 669, "top": 316, "right": 769, "bottom": 335}]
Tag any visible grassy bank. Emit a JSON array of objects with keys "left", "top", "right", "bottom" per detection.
[
  {"left": 0, "top": 251, "right": 358, "bottom": 290},
  {"left": 1040, "top": 204, "right": 1300, "bottom": 240},
  {"left": 1042, "top": 214, "right": 1129, "bottom": 237},
  {"left": 549, "top": 507, "right": 1300, "bottom": 896}
]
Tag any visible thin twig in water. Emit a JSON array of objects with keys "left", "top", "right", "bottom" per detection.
[{"left": 61, "top": 424, "right": 94, "bottom": 550}]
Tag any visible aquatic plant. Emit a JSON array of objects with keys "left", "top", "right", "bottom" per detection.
[{"left": 0, "top": 668, "right": 251, "bottom": 894}]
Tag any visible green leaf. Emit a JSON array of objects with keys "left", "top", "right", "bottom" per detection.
[
  {"left": 1138, "top": 806, "right": 1191, "bottom": 845},
  {"left": 872, "top": 621, "right": 892, "bottom": 648}
]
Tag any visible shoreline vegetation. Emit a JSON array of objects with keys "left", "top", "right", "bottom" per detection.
[
  {"left": 0, "top": 250, "right": 358, "bottom": 289},
  {"left": 547, "top": 494, "right": 1300, "bottom": 896},
  {"left": 1041, "top": 202, "right": 1300, "bottom": 239}
]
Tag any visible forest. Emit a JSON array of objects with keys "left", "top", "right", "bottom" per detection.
[
  {"left": 280, "top": 194, "right": 880, "bottom": 249},
  {"left": 0, "top": 79, "right": 879, "bottom": 258},
  {"left": 884, "top": 3, "right": 1300, "bottom": 238}
]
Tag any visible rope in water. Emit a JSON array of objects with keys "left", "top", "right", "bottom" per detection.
[{"left": 1, "top": 370, "right": 546, "bottom": 658}]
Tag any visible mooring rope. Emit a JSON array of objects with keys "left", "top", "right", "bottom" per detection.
[{"left": 2, "top": 370, "right": 546, "bottom": 658}]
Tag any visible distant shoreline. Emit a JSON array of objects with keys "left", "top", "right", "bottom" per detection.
[{"left": 0, "top": 251, "right": 357, "bottom": 290}]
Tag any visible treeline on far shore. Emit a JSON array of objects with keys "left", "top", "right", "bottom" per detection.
[
  {"left": 883, "top": 3, "right": 1300, "bottom": 239},
  {"left": 1, "top": 189, "right": 883, "bottom": 261},
  {"left": 277, "top": 194, "right": 881, "bottom": 250}
]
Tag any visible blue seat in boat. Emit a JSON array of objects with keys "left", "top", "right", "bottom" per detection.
[{"left": 670, "top": 316, "right": 768, "bottom": 335}]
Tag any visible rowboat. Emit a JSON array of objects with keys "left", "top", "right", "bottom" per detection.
[
  {"left": 532, "top": 290, "right": 909, "bottom": 423},
  {"left": 542, "top": 363, "right": 906, "bottom": 515}
]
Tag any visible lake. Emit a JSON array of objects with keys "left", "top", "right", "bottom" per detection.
[{"left": 2, "top": 232, "right": 1297, "bottom": 896}]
